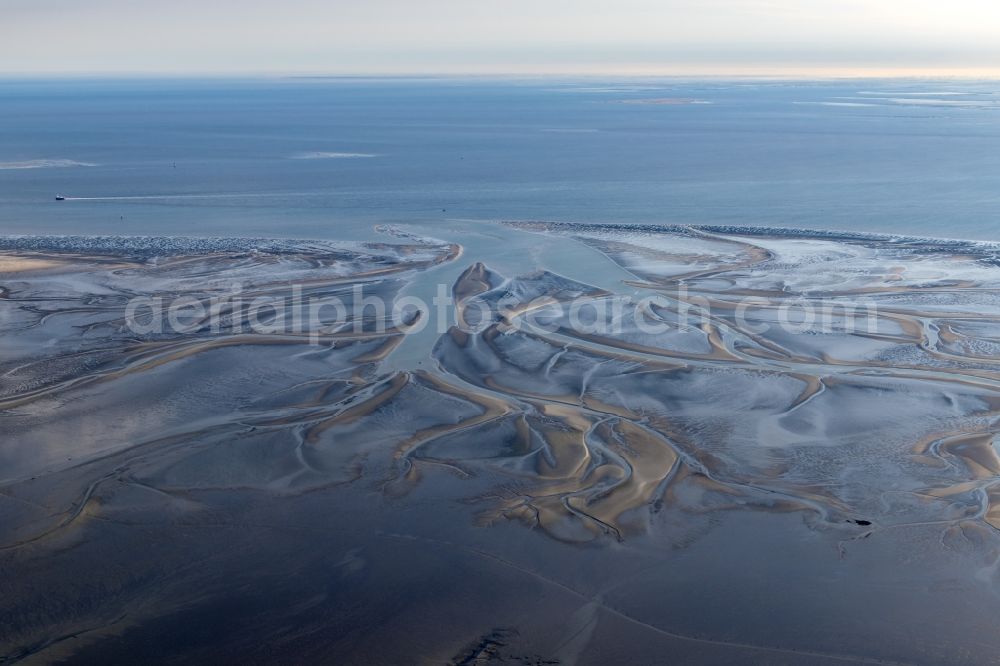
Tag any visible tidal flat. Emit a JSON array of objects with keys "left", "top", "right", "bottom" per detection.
[{"left": 3, "top": 223, "right": 1000, "bottom": 664}]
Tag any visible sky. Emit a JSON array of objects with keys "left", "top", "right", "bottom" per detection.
[{"left": 3, "top": 0, "right": 1000, "bottom": 76}]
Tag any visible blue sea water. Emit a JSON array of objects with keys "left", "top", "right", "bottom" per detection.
[{"left": 2, "top": 77, "right": 1000, "bottom": 241}]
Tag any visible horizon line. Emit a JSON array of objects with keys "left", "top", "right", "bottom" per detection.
[{"left": 4, "top": 66, "right": 1000, "bottom": 81}]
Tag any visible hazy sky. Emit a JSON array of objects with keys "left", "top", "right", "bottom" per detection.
[{"left": 3, "top": 0, "right": 1000, "bottom": 76}]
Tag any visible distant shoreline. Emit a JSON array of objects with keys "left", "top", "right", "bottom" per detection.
[{"left": 5, "top": 220, "right": 1000, "bottom": 256}]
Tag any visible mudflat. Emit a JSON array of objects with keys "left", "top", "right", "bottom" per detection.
[{"left": 3, "top": 224, "right": 1000, "bottom": 664}]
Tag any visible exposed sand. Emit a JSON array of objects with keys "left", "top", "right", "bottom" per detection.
[
  {"left": 0, "top": 254, "right": 68, "bottom": 273},
  {"left": 4, "top": 225, "right": 1000, "bottom": 664}
]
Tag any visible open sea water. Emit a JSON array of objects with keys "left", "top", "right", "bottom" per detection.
[{"left": 2, "top": 77, "right": 1000, "bottom": 241}]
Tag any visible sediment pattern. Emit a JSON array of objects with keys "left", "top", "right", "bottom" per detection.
[{"left": 3, "top": 224, "right": 1000, "bottom": 664}]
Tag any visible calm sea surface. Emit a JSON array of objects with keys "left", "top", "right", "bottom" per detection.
[{"left": 2, "top": 77, "right": 1000, "bottom": 241}]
